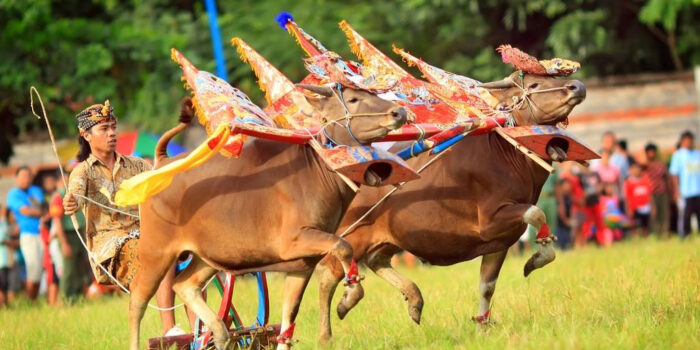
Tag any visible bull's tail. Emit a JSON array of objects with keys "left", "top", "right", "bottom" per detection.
[{"left": 155, "top": 97, "right": 194, "bottom": 168}]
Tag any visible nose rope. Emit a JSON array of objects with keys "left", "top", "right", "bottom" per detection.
[
  {"left": 319, "top": 84, "right": 398, "bottom": 147},
  {"left": 506, "top": 71, "right": 569, "bottom": 124}
]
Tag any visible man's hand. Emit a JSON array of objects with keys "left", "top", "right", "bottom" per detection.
[
  {"left": 63, "top": 192, "right": 78, "bottom": 215},
  {"left": 61, "top": 241, "right": 73, "bottom": 258}
]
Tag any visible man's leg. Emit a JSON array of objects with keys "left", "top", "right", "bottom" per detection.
[
  {"left": 19, "top": 234, "right": 43, "bottom": 300},
  {"left": 690, "top": 196, "right": 700, "bottom": 239},
  {"left": 156, "top": 264, "right": 177, "bottom": 334}
]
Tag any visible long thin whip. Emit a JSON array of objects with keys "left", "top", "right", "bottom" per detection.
[{"left": 29, "top": 87, "right": 197, "bottom": 310}]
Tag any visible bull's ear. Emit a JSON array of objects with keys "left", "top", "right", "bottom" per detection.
[{"left": 302, "top": 94, "right": 327, "bottom": 111}]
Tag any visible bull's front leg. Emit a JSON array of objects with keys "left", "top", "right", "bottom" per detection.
[
  {"left": 522, "top": 206, "right": 557, "bottom": 277},
  {"left": 277, "top": 227, "right": 365, "bottom": 348},
  {"left": 471, "top": 250, "right": 507, "bottom": 325},
  {"left": 479, "top": 204, "right": 557, "bottom": 277}
]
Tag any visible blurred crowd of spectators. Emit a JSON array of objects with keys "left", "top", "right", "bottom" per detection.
[{"left": 521, "top": 130, "right": 699, "bottom": 251}]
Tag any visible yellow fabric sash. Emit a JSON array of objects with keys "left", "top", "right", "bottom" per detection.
[{"left": 113, "top": 124, "right": 231, "bottom": 206}]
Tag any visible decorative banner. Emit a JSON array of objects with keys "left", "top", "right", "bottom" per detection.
[
  {"left": 232, "top": 37, "right": 323, "bottom": 129},
  {"left": 392, "top": 47, "right": 492, "bottom": 119},
  {"left": 499, "top": 125, "right": 599, "bottom": 161},
  {"left": 172, "top": 48, "right": 274, "bottom": 157},
  {"left": 497, "top": 45, "right": 581, "bottom": 77}
]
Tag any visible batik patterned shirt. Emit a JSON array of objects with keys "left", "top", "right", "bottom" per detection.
[{"left": 68, "top": 152, "right": 151, "bottom": 283}]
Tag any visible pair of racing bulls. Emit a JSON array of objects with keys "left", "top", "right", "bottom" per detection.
[{"left": 128, "top": 70, "right": 586, "bottom": 350}]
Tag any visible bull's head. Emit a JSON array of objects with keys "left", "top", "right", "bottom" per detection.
[
  {"left": 480, "top": 71, "right": 586, "bottom": 126},
  {"left": 296, "top": 84, "right": 408, "bottom": 145}
]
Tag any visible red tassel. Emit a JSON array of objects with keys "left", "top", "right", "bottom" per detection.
[
  {"left": 472, "top": 309, "right": 491, "bottom": 324},
  {"left": 345, "top": 259, "right": 359, "bottom": 284},
  {"left": 536, "top": 223, "right": 551, "bottom": 239},
  {"left": 277, "top": 323, "right": 295, "bottom": 344}
]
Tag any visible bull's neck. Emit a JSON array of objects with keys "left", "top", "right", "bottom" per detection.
[
  {"left": 493, "top": 133, "right": 550, "bottom": 186},
  {"left": 304, "top": 146, "right": 358, "bottom": 210}
]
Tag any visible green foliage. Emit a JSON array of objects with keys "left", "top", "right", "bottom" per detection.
[{"left": 1, "top": 0, "right": 699, "bottom": 163}]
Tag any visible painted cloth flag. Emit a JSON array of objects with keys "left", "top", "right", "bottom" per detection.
[
  {"left": 172, "top": 48, "right": 274, "bottom": 158},
  {"left": 279, "top": 15, "right": 459, "bottom": 126},
  {"left": 232, "top": 37, "right": 323, "bottom": 129}
]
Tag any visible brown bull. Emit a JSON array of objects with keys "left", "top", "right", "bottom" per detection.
[
  {"left": 128, "top": 84, "right": 409, "bottom": 350},
  {"left": 314, "top": 71, "right": 587, "bottom": 342}
]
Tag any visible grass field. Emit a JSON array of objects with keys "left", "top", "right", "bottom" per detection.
[{"left": 1, "top": 238, "right": 698, "bottom": 349}]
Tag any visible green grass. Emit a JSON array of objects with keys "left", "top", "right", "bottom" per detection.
[{"left": 1, "top": 238, "right": 698, "bottom": 349}]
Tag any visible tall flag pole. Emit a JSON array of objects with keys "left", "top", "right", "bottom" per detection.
[{"left": 204, "top": 0, "right": 228, "bottom": 80}]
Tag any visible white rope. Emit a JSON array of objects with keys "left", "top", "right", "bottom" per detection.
[
  {"left": 339, "top": 148, "right": 450, "bottom": 238},
  {"left": 72, "top": 193, "right": 140, "bottom": 218},
  {"left": 29, "top": 86, "right": 206, "bottom": 311}
]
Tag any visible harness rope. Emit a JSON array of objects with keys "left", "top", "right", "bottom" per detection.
[
  {"left": 339, "top": 73, "right": 567, "bottom": 237},
  {"left": 29, "top": 87, "right": 218, "bottom": 311}
]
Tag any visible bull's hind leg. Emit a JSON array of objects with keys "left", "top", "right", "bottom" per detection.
[
  {"left": 279, "top": 227, "right": 364, "bottom": 335},
  {"left": 129, "top": 250, "right": 176, "bottom": 350},
  {"left": 365, "top": 245, "right": 424, "bottom": 324},
  {"left": 171, "top": 256, "right": 227, "bottom": 350},
  {"left": 471, "top": 249, "right": 507, "bottom": 324},
  {"left": 316, "top": 256, "right": 345, "bottom": 344}
]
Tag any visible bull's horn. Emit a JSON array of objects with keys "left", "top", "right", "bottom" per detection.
[
  {"left": 296, "top": 84, "right": 334, "bottom": 97},
  {"left": 478, "top": 78, "right": 517, "bottom": 89}
]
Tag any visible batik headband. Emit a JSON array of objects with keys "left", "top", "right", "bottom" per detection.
[{"left": 76, "top": 100, "right": 115, "bottom": 132}]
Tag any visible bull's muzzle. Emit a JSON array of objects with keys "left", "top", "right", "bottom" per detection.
[{"left": 565, "top": 80, "right": 586, "bottom": 100}]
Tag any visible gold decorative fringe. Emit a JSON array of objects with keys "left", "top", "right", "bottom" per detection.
[
  {"left": 232, "top": 37, "right": 272, "bottom": 105},
  {"left": 339, "top": 20, "right": 369, "bottom": 66}
]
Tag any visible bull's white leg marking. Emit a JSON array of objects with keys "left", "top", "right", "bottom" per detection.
[
  {"left": 523, "top": 205, "right": 546, "bottom": 227},
  {"left": 478, "top": 279, "right": 497, "bottom": 315}
]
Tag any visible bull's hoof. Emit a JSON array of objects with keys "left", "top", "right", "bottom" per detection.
[
  {"left": 337, "top": 283, "right": 364, "bottom": 320},
  {"left": 406, "top": 294, "right": 424, "bottom": 325},
  {"left": 409, "top": 305, "right": 422, "bottom": 325},
  {"left": 524, "top": 244, "right": 556, "bottom": 277},
  {"left": 523, "top": 253, "right": 539, "bottom": 277},
  {"left": 318, "top": 332, "right": 333, "bottom": 346}
]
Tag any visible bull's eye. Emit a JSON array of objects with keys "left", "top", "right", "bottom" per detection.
[
  {"left": 347, "top": 97, "right": 359, "bottom": 104},
  {"left": 528, "top": 83, "right": 539, "bottom": 89}
]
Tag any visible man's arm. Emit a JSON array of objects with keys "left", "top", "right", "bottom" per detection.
[
  {"left": 50, "top": 194, "right": 72, "bottom": 257},
  {"left": 65, "top": 165, "right": 88, "bottom": 215}
]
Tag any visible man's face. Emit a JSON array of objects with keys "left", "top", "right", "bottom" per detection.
[
  {"left": 601, "top": 134, "right": 615, "bottom": 151},
  {"left": 681, "top": 136, "right": 694, "bottom": 150},
  {"left": 15, "top": 169, "right": 33, "bottom": 190},
  {"left": 646, "top": 149, "right": 657, "bottom": 161},
  {"left": 42, "top": 176, "right": 56, "bottom": 193},
  {"left": 83, "top": 119, "right": 117, "bottom": 154}
]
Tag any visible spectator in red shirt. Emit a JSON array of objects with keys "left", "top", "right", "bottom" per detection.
[
  {"left": 625, "top": 163, "right": 654, "bottom": 238},
  {"left": 644, "top": 143, "right": 671, "bottom": 236},
  {"left": 558, "top": 162, "right": 585, "bottom": 247}
]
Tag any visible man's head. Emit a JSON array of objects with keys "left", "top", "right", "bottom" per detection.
[
  {"left": 601, "top": 131, "right": 616, "bottom": 151},
  {"left": 645, "top": 143, "right": 658, "bottom": 161},
  {"left": 15, "top": 166, "right": 33, "bottom": 190},
  {"left": 616, "top": 139, "right": 628, "bottom": 154},
  {"left": 629, "top": 162, "right": 643, "bottom": 178},
  {"left": 42, "top": 173, "right": 57, "bottom": 194},
  {"left": 76, "top": 100, "right": 118, "bottom": 161},
  {"left": 680, "top": 130, "right": 694, "bottom": 150}
]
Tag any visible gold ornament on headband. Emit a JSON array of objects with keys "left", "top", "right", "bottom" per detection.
[
  {"left": 76, "top": 99, "right": 116, "bottom": 132},
  {"left": 102, "top": 100, "right": 111, "bottom": 117}
]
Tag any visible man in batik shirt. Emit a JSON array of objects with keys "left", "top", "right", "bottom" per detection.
[{"left": 63, "top": 100, "right": 184, "bottom": 335}]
